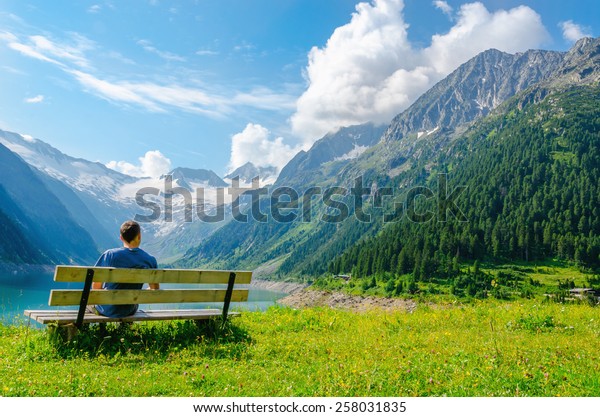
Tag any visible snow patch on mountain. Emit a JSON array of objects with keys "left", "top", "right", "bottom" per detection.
[
  {"left": 417, "top": 126, "right": 440, "bottom": 139},
  {"left": 334, "top": 144, "right": 369, "bottom": 161},
  {"left": 0, "top": 129, "right": 137, "bottom": 205}
]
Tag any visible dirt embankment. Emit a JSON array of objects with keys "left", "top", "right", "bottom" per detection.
[
  {"left": 251, "top": 279, "right": 308, "bottom": 294},
  {"left": 278, "top": 288, "right": 418, "bottom": 313}
]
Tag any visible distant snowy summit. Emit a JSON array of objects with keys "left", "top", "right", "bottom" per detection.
[
  {"left": 224, "top": 162, "right": 278, "bottom": 185},
  {"left": 0, "top": 129, "right": 136, "bottom": 203},
  {"left": 161, "top": 167, "right": 228, "bottom": 190}
]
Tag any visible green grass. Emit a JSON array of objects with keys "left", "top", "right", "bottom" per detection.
[
  {"left": 480, "top": 259, "right": 592, "bottom": 285},
  {"left": 550, "top": 150, "right": 577, "bottom": 164},
  {"left": 1, "top": 300, "right": 600, "bottom": 396}
]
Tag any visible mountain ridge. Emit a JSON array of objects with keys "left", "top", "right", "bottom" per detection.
[
  {"left": 276, "top": 123, "right": 387, "bottom": 188},
  {"left": 382, "top": 47, "right": 564, "bottom": 143},
  {"left": 0, "top": 143, "right": 99, "bottom": 264},
  {"left": 329, "top": 84, "right": 600, "bottom": 283},
  {"left": 164, "top": 167, "right": 228, "bottom": 189},
  {"left": 225, "top": 162, "right": 278, "bottom": 185}
]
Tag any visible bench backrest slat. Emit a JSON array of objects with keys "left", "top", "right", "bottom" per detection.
[
  {"left": 54, "top": 266, "right": 252, "bottom": 285},
  {"left": 49, "top": 289, "right": 249, "bottom": 306}
]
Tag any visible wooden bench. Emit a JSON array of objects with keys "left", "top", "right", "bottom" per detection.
[{"left": 24, "top": 266, "right": 252, "bottom": 335}]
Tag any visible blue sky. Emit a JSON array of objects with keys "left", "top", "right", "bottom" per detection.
[{"left": 0, "top": 0, "right": 597, "bottom": 178}]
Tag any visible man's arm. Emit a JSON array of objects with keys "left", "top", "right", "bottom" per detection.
[
  {"left": 93, "top": 251, "right": 108, "bottom": 290},
  {"left": 148, "top": 257, "right": 159, "bottom": 290}
]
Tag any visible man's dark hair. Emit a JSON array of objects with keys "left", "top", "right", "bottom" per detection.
[{"left": 120, "top": 220, "right": 141, "bottom": 243}]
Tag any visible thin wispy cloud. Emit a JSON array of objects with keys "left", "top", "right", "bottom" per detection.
[
  {"left": 67, "top": 69, "right": 165, "bottom": 113},
  {"left": 7, "top": 39, "right": 63, "bottom": 66},
  {"left": 1, "top": 31, "right": 295, "bottom": 119},
  {"left": 233, "top": 41, "right": 255, "bottom": 52},
  {"left": 30, "top": 34, "right": 93, "bottom": 68},
  {"left": 88, "top": 5, "right": 102, "bottom": 14},
  {"left": 0, "top": 32, "right": 18, "bottom": 42},
  {"left": 5, "top": 32, "right": 93, "bottom": 69},
  {"left": 433, "top": 0, "right": 453, "bottom": 18},
  {"left": 1, "top": 65, "right": 27, "bottom": 75},
  {"left": 103, "top": 50, "right": 136, "bottom": 66},
  {"left": 24, "top": 95, "right": 44, "bottom": 103},
  {"left": 195, "top": 49, "right": 219, "bottom": 56},
  {"left": 559, "top": 20, "right": 592, "bottom": 43},
  {"left": 233, "top": 87, "right": 297, "bottom": 111},
  {"left": 137, "top": 39, "right": 186, "bottom": 62},
  {"left": 69, "top": 69, "right": 295, "bottom": 118}
]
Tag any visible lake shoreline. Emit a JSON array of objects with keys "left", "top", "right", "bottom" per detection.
[{"left": 0, "top": 262, "right": 54, "bottom": 275}]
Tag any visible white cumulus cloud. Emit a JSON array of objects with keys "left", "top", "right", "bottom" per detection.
[
  {"left": 228, "top": 123, "right": 299, "bottom": 173},
  {"left": 291, "top": 0, "right": 549, "bottom": 143},
  {"left": 559, "top": 20, "right": 592, "bottom": 43},
  {"left": 433, "top": 0, "right": 453, "bottom": 17},
  {"left": 424, "top": 3, "right": 549, "bottom": 74},
  {"left": 107, "top": 150, "right": 172, "bottom": 178}
]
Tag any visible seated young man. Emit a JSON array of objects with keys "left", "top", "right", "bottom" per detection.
[{"left": 89, "top": 220, "right": 159, "bottom": 318}]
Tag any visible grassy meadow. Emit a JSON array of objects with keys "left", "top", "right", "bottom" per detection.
[
  {"left": 314, "top": 259, "right": 600, "bottom": 303},
  {"left": 1, "top": 299, "right": 599, "bottom": 397}
]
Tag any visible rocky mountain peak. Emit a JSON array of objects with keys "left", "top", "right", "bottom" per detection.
[
  {"left": 225, "top": 162, "right": 277, "bottom": 185},
  {"left": 550, "top": 37, "right": 600, "bottom": 86},
  {"left": 163, "top": 167, "right": 228, "bottom": 189},
  {"left": 275, "top": 123, "right": 386, "bottom": 187},
  {"left": 381, "top": 47, "right": 565, "bottom": 143}
]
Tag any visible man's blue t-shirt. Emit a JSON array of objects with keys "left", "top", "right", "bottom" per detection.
[{"left": 94, "top": 247, "right": 158, "bottom": 318}]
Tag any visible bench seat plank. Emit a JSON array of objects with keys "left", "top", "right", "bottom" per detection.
[
  {"left": 24, "top": 309, "right": 240, "bottom": 325},
  {"left": 49, "top": 289, "right": 249, "bottom": 306}
]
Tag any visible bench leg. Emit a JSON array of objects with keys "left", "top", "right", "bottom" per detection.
[
  {"left": 47, "top": 323, "right": 78, "bottom": 343},
  {"left": 66, "top": 324, "right": 79, "bottom": 342},
  {"left": 47, "top": 323, "right": 59, "bottom": 340}
]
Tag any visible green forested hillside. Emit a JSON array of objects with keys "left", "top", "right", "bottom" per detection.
[
  {"left": 0, "top": 201, "right": 47, "bottom": 264},
  {"left": 181, "top": 85, "right": 600, "bottom": 282},
  {"left": 329, "top": 86, "right": 600, "bottom": 283}
]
